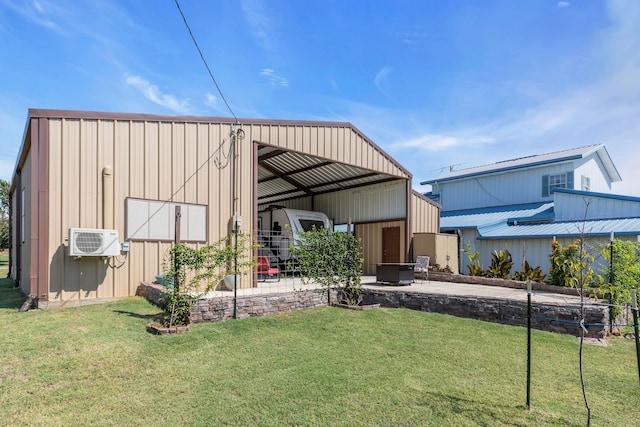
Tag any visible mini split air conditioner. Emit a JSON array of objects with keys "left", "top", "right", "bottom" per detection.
[{"left": 68, "top": 228, "right": 120, "bottom": 257}]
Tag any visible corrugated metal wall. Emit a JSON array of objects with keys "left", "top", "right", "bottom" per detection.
[
  {"left": 554, "top": 192, "right": 640, "bottom": 221},
  {"left": 411, "top": 192, "right": 439, "bottom": 233},
  {"left": 30, "top": 112, "right": 413, "bottom": 303},
  {"left": 356, "top": 220, "right": 406, "bottom": 275},
  {"left": 46, "top": 118, "right": 246, "bottom": 303},
  {"left": 316, "top": 180, "right": 406, "bottom": 224},
  {"left": 574, "top": 156, "right": 612, "bottom": 193},
  {"left": 468, "top": 235, "right": 634, "bottom": 278},
  {"left": 250, "top": 124, "right": 408, "bottom": 179},
  {"left": 438, "top": 162, "right": 576, "bottom": 211},
  {"left": 17, "top": 152, "right": 31, "bottom": 296},
  {"left": 258, "top": 197, "right": 312, "bottom": 212}
]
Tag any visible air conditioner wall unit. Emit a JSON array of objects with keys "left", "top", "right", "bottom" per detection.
[{"left": 68, "top": 228, "right": 120, "bottom": 257}]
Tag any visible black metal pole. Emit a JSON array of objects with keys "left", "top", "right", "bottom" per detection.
[
  {"left": 631, "top": 289, "right": 640, "bottom": 386},
  {"left": 232, "top": 131, "right": 238, "bottom": 320},
  {"left": 233, "top": 214, "right": 238, "bottom": 319},
  {"left": 609, "top": 233, "right": 614, "bottom": 329},
  {"left": 527, "top": 280, "right": 532, "bottom": 409}
]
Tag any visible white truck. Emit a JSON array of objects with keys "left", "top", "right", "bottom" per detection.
[{"left": 257, "top": 207, "right": 332, "bottom": 266}]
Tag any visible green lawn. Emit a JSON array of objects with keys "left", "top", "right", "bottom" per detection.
[{"left": 0, "top": 277, "right": 638, "bottom": 426}]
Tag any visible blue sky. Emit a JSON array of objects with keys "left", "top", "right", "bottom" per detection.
[{"left": 1, "top": 0, "right": 640, "bottom": 195}]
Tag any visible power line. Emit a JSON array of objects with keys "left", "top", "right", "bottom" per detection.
[{"left": 174, "top": 0, "right": 240, "bottom": 124}]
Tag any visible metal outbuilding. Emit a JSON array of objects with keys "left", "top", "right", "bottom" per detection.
[{"left": 10, "top": 109, "right": 440, "bottom": 306}]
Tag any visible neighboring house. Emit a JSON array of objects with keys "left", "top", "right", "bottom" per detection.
[
  {"left": 10, "top": 109, "right": 440, "bottom": 307},
  {"left": 421, "top": 144, "right": 640, "bottom": 275}
]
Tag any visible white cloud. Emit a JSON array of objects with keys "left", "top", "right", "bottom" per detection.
[
  {"left": 392, "top": 134, "right": 495, "bottom": 151},
  {"left": 124, "top": 75, "right": 191, "bottom": 114},
  {"left": 558, "top": 2, "right": 570, "bottom": 7},
  {"left": 204, "top": 93, "right": 217, "bottom": 108},
  {"left": 260, "top": 69, "right": 288, "bottom": 86},
  {"left": 240, "top": 0, "right": 274, "bottom": 50},
  {"left": 0, "top": 0, "right": 66, "bottom": 33},
  {"left": 374, "top": 66, "right": 392, "bottom": 96}
]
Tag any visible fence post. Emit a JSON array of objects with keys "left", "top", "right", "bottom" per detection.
[
  {"left": 631, "top": 289, "right": 640, "bottom": 386},
  {"left": 527, "top": 280, "right": 532, "bottom": 408}
]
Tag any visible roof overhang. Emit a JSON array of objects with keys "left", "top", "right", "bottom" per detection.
[{"left": 258, "top": 144, "right": 404, "bottom": 205}]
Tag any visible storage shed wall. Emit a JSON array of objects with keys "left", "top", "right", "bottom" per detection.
[{"left": 412, "top": 233, "right": 458, "bottom": 273}]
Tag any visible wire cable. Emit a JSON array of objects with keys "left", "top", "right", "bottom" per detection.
[{"left": 174, "top": 0, "right": 240, "bottom": 124}]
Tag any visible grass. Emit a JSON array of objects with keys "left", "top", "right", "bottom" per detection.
[{"left": 0, "top": 277, "right": 638, "bottom": 426}]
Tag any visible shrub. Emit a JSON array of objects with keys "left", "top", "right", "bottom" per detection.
[
  {"left": 161, "top": 233, "right": 254, "bottom": 327},
  {"left": 291, "top": 227, "right": 363, "bottom": 306},
  {"left": 512, "top": 261, "right": 546, "bottom": 283},
  {"left": 548, "top": 239, "right": 594, "bottom": 288},
  {"left": 486, "top": 250, "right": 513, "bottom": 279},
  {"left": 463, "top": 241, "right": 484, "bottom": 276},
  {"left": 597, "top": 239, "right": 640, "bottom": 321}
]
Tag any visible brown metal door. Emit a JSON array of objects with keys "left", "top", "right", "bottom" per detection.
[{"left": 382, "top": 227, "right": 400, "bottom": 263}]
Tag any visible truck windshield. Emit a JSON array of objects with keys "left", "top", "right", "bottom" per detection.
[{"left": 299, "top": 220, "right": 325, "bottom": 232}]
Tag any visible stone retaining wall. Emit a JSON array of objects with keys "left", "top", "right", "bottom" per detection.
[
  {"left": 137, "top": 283, "right": 609, "bottom": 337},
  {"left": 427, "top": 271, "right": 593, "bottom": 297},
  {"left": 136, "top": 283, "right": 336, "bottom": 322},
  {"left": 190, "top": 289, "right": 337, "bottom": 322},
  {"left": 361, "top": 289, "right": 608, "bottom": 338}
]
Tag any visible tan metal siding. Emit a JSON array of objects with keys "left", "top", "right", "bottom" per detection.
[
  {"left": 45, "top": 118, "right": 251, "bottom": 303},
  {"left": 19, "top": 152, "right": 32, "bottom": 295},
  {"left": 411, "top": 192, "right": 440, "bottom": 234},
  {"left": 316, "top": 181, "right": 407, "bottom": 224},
  {"left": 26, "top": 110, "right": 413, "bottom": 303},
  {"left": 254, "top": 124, "right": 408, "bottom": 179},
  {"left": 356, "top": 220, "right": 406, "bottom": 275}
]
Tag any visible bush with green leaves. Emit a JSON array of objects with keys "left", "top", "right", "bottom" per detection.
[
  {"left": 462, "top": 241, "right": 484, "bottom": 276},
  {"left": 486, "top": 250, "right": 513, "bottom": 279},
  {"left": 548, "top": 239, "right": 595, "bottom": 288},
  {"left": 291, "top": 227, "right": 363, "bottom": 306},
  {"left": 160, "top": 233, "right": 254, "bottom": 327},
  {"left": 512, "top": 260, "right": 546, "bottom": 283},
  {"left": 597, "top": 238, "right": 640, "bottom": 321}
]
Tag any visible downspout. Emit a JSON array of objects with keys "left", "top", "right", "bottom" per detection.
[{"left": 102, "top": 167, "right": 113, "bottom": 229}]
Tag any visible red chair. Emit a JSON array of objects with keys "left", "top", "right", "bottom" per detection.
[{"left": 257, "top": 256, "right": 280, "bottom": 282}]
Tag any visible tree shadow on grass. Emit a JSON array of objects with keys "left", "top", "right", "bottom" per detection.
[
  {"left": 113, "top": 309, "right": 160, "bottom": 320},
  {"left": 0, "top": 276, "right": 26, "bottom": 309},
  {"left": 420, "top": 391, "right": 580, "bottom": 427}
]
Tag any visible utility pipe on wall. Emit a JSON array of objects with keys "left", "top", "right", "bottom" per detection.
[{"left": 102, "top": 166, "right": 113, "bottom": 229}]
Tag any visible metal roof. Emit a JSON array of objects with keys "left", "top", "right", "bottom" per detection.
[
  {"left": 421, "top": 144, "right": 622, "bottom": 185},
  {"left": 440, "top": 203, "right": 554, "bottom": 230},
  {"left": 257, "top": 145, "right": 401, "bottom": 205},
  {"left": 477, "top": 217, "right": 640, "bottom": 240},
  {"left": 553, "top": 188, "right": 640, "bottom": 203}
]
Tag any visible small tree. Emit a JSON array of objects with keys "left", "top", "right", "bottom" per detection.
[
  {"left": 160, "top": 233, "right": 254, "bottom": 327},
  {"left": 292, "top": 227, "right": 364, "bottom": 306},
  {"left": 598, "top": 238, "right": 640, "bottom": 322}
]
